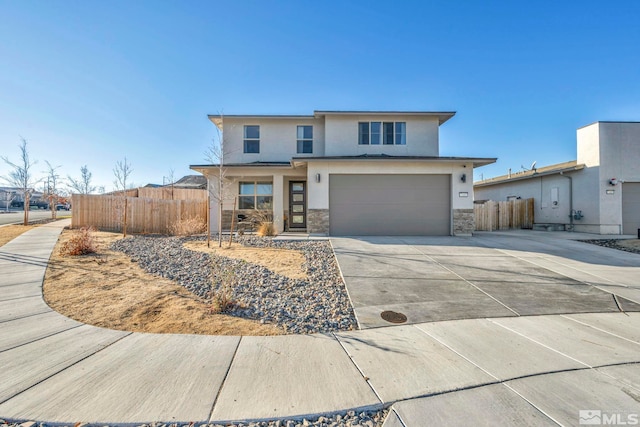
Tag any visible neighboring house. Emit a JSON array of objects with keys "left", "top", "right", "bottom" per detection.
[
  {"left": 475, "top": 121, "right": 640, "bottom": 235},
  {"left": 0, "top": 187, "right": 19, "bottom": 210},
  {"left": 191, "top": 110, "right": 495, "bottom": 236},
  {"left": 170, "top": 175, "right": 207, "bottom": 189}
]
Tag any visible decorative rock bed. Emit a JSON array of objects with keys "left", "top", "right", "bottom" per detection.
[
  {"left": 111, "top": 235, "right": 358, "bottom": 334},
  {"left": 1, "top": 408, "right": 389, "bottom": 427},
  {"left": 579, "top": 239, "right": 640, "bottom": 255}
]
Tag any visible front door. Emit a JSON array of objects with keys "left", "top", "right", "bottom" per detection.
[{"left": 289, "top": 181, "right": 306, "bottom": 229}]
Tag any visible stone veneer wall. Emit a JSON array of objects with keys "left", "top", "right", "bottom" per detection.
[
  {"left": 453, "top": 209, "right": 474, "bottom": 236},
  {"left": 307, "top": 209, "right": 329, "bottom": 235}
]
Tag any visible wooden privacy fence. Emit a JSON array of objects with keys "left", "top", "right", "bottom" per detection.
[
  {"left": 106, "top": 187, "right": 207, "bottom": 200},
  {"left": 72, "top": 194, "right": 207, "bottom": 234},
  {"left": 474, "top": 198, "right": 535, "bottom": 231}
]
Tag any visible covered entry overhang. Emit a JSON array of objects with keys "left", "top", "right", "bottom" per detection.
[{"left": 190, "top": 162, "right": 307, "bottom": 233}]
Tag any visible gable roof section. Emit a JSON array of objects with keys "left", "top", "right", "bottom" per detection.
[{"left": 474, "top": 160, "right": 585, "bottom": 187}]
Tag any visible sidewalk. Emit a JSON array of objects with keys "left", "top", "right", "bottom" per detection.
[{"left": 0, "top": 221, "right": 639, "bottom": 425}]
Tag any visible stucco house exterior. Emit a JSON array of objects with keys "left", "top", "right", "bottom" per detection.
[
  {"left": 191, "top": 110, "right": 496, "bottom": 236},
  {"left": 474, "top": 121, "right": 640, "bottom": 235}
]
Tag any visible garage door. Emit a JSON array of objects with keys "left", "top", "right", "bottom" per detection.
[
  {"left": 622, "top": 182, "right": 640, "bottom": 235},
  {"left": 329, "top": 174, "right": 451, "bottom": 236}
]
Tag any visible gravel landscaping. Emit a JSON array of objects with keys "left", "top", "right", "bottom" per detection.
[
  {"left": 580, "top": 239, "right": 640, "bottom": 255},
  {"left": 1, "top": 409, "right": 388, "bottom": 427},
  {"left": 111, "top": 235, "right": 357, "bottom": 334}
]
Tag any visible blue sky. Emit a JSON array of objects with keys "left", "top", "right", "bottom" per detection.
[{"left": 1, "top": 0, "right": 639, "bottom": 190}]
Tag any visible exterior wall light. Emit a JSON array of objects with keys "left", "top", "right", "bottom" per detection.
[
  {"left": 315, "top": 173, "right": 321, "bottom": 183},
  {"left": 609, "top": 178, "right": 618, "bottom": 186},
  {"left": 460, "top": 173, "right": 467, "bottom": 183}
]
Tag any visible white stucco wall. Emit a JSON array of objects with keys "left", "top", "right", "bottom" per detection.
[
  {"left": 306, "top": 160, "right": 473, "bottom": 210},
  {"left": 573, "top": 122, "right": 640, "bottom": 234},
  {"left": 323, "top": 115, "right": 440, "bottom": 157},
  {"left": 221, "top": 117, "right": 325, "bottom": 164}
]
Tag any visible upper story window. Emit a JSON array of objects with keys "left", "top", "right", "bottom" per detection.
[
  {"left": 297, "top": 125, "right": 313, "bottom": 154},
  {"left": 244, "top": 125, "right": 260, "bottom": 153},
  {"left": 358, "top": 121, "right": 406, "bottom": 145}
]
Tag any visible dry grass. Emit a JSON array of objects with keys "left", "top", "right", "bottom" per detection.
[
  {"left": 184, "top": 240, "right": 308, "bottom": 280},
  {"left": 169, "top": 216, "right": 206, "bottom": 236},
  {"left": 618, "top": 239, "right": 640, "bottom": 251},
  {"left": 44, "top": 229, "right": 283, "bottom": 336},
  {"left": 0, "top": 224, "right": 37, "bottom": 247}
]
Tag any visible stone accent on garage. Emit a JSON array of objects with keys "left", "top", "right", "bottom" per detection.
[
  {"left": 453, "top": 209, "right": 474, "bottom": 236},
  {"left": 308, "top": 209, "right": 329, "bottom": 235}
]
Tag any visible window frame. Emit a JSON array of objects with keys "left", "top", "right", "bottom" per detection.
[
  {"left": 296, "top": 125, "right": 313, "bottom": 154},
  {"left": 238, "top": 180, "right": 273, "bottom": 210},
  {"left": 243, "top": 125, "right": 260, "bottom": 154},
  {"left": 359, "top": 121, "right": 406, "bottom": 145}
]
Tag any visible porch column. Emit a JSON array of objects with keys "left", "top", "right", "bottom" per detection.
[{"left": 272, "top": 173, "right": 284, "bottom": 233}]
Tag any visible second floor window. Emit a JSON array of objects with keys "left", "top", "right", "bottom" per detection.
[
  {"left": 297, "top": 125, "right": 313, "bottom": 154},
  {"left": 358, "top": 122, "right": 406, "bottom": 145},
  {"left": 244, "top": 125, "right": 260, "bottom": 153}
]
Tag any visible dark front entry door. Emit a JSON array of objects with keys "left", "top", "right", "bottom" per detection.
[{"left": 289, "top": 181, "right": 306, "bottom": 229}]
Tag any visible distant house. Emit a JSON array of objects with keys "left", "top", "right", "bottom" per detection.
[
  {"left": 171, "top": 175, "right": 207, "bottom": 190},
  {"left": 475, "top": 122, "right": 640, "bottom": 235},
  {"left": 191, "top": 110, "right": 495, "bottom": 236}
]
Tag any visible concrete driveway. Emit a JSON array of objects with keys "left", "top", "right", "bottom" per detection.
[{"left": 331, "top": 233, "right": 640, "bottom": 328}]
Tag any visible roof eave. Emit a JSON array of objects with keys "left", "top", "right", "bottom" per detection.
[{"left": 474, "top": 164, "right": 585, "bottom": 187}]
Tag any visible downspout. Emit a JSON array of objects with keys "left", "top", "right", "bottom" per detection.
[{"left": 559, "top": 171, "right": 573, "bottom": 231}]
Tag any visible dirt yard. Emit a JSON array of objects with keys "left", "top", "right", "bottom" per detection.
[
  {"left": 618, "top": 239, "right": 640, "bottom": 251},
  {"left": 0, "top": 224, "right": 37, "bottom": 247},
  {"left": 43, "top": 229, "right": 284, "bottom": 335},
  {"left": 184, "top": 240, "right": 307, "bottom": 280}
]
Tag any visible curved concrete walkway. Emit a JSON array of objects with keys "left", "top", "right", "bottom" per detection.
[{"left": 0, "top": 220, "right": 639, "bottom": 426}]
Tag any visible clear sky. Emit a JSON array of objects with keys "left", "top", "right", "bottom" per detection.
[{"left": 1, "top": 0, "right": 639, "bottom": 190}]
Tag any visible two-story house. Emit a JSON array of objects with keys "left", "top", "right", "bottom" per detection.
[{"left": 191, "top": 110, "right": 496, "bottom": 236}]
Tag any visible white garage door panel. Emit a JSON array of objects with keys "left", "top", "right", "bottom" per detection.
[
  {"left": 329, "top": 174, "right": 451, "bottom": 236},
  {"left": 622, "top": 182, "right": 640, "bottom": 235}
]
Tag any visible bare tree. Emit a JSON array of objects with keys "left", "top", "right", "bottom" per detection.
[
  {"left": 205, "top": 116, "right": 237, "bottom": 248},
  {"left": 113, "top": 157, "right": 133, "bottom": 237},
  {"left": 1, "top": 138, "right": 39, "bottom": 225},
  {"left": 67, "top": 165, "right": 96, "bottom": 194},
  {"left": 43, "top": 160, "right": 62, "bottom": 219},
  {"left": 163, "top": 168, "right": 175, "bottom": 200}
]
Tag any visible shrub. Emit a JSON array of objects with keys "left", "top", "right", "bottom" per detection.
[
  {"left": 257, "top": 221, "right": 276, "bottom": 236},
  {"left": 209, "top": 263, "right": 238, "bottom": 314},
  {"left": 170, "top": 216, "right": 206, "bottom": 236},
  {"left": 60, "top": 227, "right": 97, "bottom": 256},
  {"left": 249, "top": 211, "right": 277, "bottom": 237}
]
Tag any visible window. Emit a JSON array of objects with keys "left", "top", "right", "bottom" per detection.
[
  {"left": 370, "top": 122, "right": 381, "bottom": 145},
  {"left": 358, "top": 122, "right": 370, "bottom": 145},
  {"left": 358, "top": 121, "right": 406, "bottom": 145},
  {"left": 244, "top": 125, "right": 260, "bottom": 153},
  {"left": 297, "top": 125, "right": 313, "bottom": 154},
  {"left": 395, "top": 122, "right": 406, "bottom": 145},
  {"left": 238, "top": 181, "right": 272, "bottom": 209}
]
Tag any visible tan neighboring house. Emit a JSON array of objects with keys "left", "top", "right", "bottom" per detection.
[{"left": 191, "top": 110, "right": 495, "bottom": 236}]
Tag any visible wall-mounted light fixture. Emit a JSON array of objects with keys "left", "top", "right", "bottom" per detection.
[
  {"left": 315, "top": 173, "right": 321, "bottom": 183},
  {"left": 460, "top": 173, "right": 467, "bottom": 183},
  {"left": 609, "top": 178, "right": 618, "bottom": 186}
]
